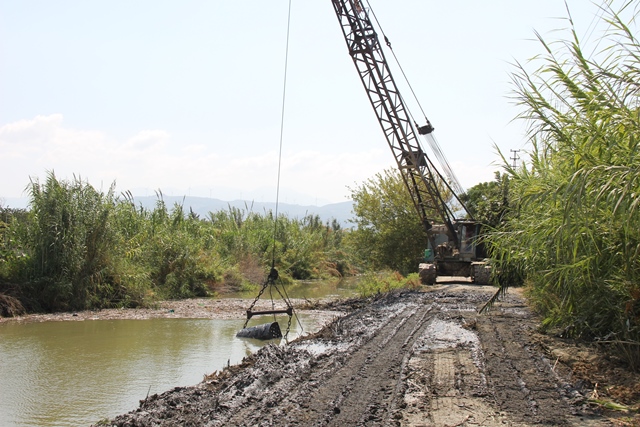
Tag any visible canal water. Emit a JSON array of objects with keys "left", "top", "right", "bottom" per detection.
[{"left": 0, "top": 311, "right": 337, "bottom": 426}]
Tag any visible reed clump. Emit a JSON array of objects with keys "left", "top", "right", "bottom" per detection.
[
  {"left": 0, "top": 173, "right": 352, "bottom": 313},
  {"left": 487, "top": 2, "right": 640, "bottom": 367}
]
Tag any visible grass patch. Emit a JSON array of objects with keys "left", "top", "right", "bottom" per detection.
[{"left": 356, "top": 271, "right": 421, "bottom": 297}]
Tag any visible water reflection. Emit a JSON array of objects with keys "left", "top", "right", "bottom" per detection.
[{"left": 0, "top": 313, "right": 322, "bottom": 427}]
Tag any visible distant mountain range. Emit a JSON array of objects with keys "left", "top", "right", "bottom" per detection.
[
  {"left": 1, "top": 196, "right": 355, "bottom": 228},
  {"left": 133, "top": 196, "right": 355, "bottom": 227}
]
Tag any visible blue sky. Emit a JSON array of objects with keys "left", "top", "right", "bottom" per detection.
[{"left": 0, "top": 0, "right": 611, "bottom": 205}]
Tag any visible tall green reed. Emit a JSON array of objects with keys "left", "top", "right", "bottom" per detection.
[{"left": 487, "top": 1, "right": 640, "bottom": 367}]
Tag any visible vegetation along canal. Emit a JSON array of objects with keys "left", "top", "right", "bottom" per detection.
[{"left": 0, "top": 308, "right": 339, "bottom": 427}]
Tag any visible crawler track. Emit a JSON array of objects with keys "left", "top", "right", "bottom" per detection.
[{"left": 274, "top": 303, "right": 433, "bottom": 426}]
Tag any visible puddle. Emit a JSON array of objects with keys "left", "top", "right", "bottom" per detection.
[{"left": 416, "top": 318, "right": 480, "bottom": 351}]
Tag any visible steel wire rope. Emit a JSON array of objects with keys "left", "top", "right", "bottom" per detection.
[
  {"left": 271, "top": 0, "right": 293, "bottom": 268},
  {"left": 363, "top": 0, "right": 466, "bottom": 200},
  {"left": 242, "top": 0, "right": 298, "bottom": 337},
  {"left": 267, "top": 0, "right": 303, "bottom": 340}
]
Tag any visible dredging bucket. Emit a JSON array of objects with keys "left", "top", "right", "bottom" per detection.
[{"left": 236, "top": 322, "right": 282, "bottom": 340}]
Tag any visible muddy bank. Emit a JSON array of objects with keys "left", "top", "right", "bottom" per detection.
[
  {"left": 0, "top": 297, "right": 341, "bottom": 324},
  {"left": 100, "top": 285, "right": 640, "bottom": 426}
]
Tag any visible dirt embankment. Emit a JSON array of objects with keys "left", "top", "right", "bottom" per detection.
[
  {"left": 99, "top": 285, "right": 638, "bottom": 426},
  {"left": 0, "top": 297, "right": 334, "bottom": 324}
]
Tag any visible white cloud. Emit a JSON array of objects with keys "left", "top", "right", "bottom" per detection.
[
  {"left": 124, "top": 130, "right": 170, "bottom": 151},
  {"left": 0, "top": 114, "right": 63, "bottom": 139},
  {"left": 0, "top": 115, "right": 163, "bottom": 197},
  {"left": 1, "top": 115, "right": 489, "bottom": 204}
]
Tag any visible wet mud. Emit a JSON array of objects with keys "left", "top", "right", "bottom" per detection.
[{"left": 101, "top": 286, "right": 638, "bottom": 426}]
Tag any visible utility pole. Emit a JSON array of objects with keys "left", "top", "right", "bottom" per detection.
[{"left": 510, "top": 149, "right": 520, "bottom": 168}]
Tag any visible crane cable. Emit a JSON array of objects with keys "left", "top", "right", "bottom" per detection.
[
  {"left": 243, "top": 0, "right": 303, "bottom": 341},
  {"left": 276, "top": 0, "right": 304, "bottom": 339},
  {"left": 363, "top": 0, "right": 466, "bottom": 200}
]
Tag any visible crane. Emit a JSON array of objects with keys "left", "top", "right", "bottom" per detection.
[{"left": 330, "top": 0, "right": 490, "bottom": 284}]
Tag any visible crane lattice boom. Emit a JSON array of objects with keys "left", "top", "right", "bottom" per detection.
[{"left": 331, "top": 0, "right": 462, "bottom": 246}]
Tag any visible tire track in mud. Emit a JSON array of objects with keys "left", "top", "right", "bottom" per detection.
[
  {"left": 475, "top": 309, "right": 582, "bottom": 425},
  {"left": 401, "top": 299, "right": 504, "bottom": 427},
  {"left": 313, "top": 303, "right": 434, "bottom": 426},
  {"left": 224, "top": 299, "right": 436, "bottom": 426},
  {"left": 400, "top": 291, "right": 606, "bottom": 427}
]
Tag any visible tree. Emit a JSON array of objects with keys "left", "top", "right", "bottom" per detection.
[
  {"left": 460, "top": 171, "right": 509, "bottom": 228},
  {"left": 346, "top": 169, "right": 429, "bottom": 275}
]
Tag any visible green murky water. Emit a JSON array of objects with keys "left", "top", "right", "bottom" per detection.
[{"left": 0, "top": 313, "right": 328, "bottom": 427}]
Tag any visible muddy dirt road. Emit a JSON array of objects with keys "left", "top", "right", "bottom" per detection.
[{"left": 105, "top": 285, "right": 629, "bottom": 426}]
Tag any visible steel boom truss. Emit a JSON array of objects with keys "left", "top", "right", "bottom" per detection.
[{"left": 331, "top": 0, "right": 461, "bottom": 246}]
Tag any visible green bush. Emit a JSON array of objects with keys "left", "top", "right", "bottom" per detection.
[
  {"left": 0, "top": 176, "right": 353, "bottom": 313},
  {"left": 356, "top": 271, "right": 421, "bottom": 297}
]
